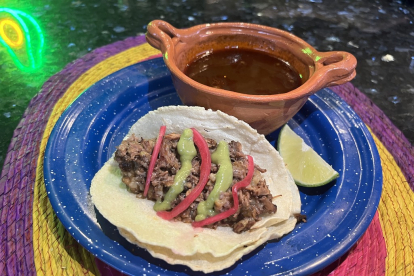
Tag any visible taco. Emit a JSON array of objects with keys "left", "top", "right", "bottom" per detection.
[{"left": 90, "top": 106, "right": 301, "bottom": 273}]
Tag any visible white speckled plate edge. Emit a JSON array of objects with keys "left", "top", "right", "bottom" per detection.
[{"left": 44, "top": 58, "right": 382, "bottom": 276}]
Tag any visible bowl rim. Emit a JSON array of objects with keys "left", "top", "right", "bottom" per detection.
[{"left": 147, "top": 20, "right": 357, "bottom": 103}]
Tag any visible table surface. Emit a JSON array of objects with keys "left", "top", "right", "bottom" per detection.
[{"left": 1, "top": 0, "right": 413, "bottom": 170}]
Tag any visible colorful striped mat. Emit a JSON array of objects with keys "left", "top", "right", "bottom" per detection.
[{"left": 0, "top": 35, "right": 413, "bottom": 276}]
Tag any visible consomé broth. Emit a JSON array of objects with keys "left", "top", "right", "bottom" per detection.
[{"left": 184, "top": 48, "right": 302, "bottom": 95}]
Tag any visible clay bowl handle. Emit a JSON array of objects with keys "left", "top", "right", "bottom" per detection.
[
  {"left": 313, "top": 51, "right": 357, "bottom": 88},
  {"left": 146, "top": 20, "right": 181, "bottom": 53}
]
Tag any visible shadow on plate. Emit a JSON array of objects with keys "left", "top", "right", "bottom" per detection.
[{"left": 298, "top": 179, "right": 337, "bottom": 196}]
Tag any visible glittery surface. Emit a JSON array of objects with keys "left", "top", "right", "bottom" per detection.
[{"left": 0, "top": 0, "right": 413, "bottom": 170}]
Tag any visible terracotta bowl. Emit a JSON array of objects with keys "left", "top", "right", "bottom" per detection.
[{"left": 146, "top": 20, "right": 357, "bottom": 134}]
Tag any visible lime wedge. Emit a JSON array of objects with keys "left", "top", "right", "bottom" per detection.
[{"left": 277, "top": 125, "right": 339, "bottom": 187}]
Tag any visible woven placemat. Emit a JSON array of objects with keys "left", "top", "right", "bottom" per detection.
[{"left": 0, "top": 35, "right": 413, "bottom": 276}]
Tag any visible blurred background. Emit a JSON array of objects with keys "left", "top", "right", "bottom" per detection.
[{"left": 1, "top": 0, "right": 413, "bottom": 169}]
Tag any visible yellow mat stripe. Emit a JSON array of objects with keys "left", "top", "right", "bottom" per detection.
[
  {"left": 33, "top": 43, "right": 160, "bottom": 275},
  {"left": 373, "top": 132, "right": 414, "bottom": 276},
  {"left": 32, "top": 41, "right": 414, "bottom": 276}
]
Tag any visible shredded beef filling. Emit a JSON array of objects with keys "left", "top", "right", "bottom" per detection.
[{"left": 115, "top": 133, "right": 277, "bottom": 233}]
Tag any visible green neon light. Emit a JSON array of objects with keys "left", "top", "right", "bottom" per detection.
[
  {"left": 0, "top": 8, "right": 44, "bottom": 71},
  {"left": 0, "top": 19, "right": 24, "bottom": 46},
  {"left": 301, "top": 47, "right": 312, "bottom": 55},
  {"left": 301, "top": 48, "right": 322, "bottom": 62}
]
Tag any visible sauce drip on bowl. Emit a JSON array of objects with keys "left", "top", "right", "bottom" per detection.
[{"left": 184, "top": 48, "right": 302, "bottom": 95}]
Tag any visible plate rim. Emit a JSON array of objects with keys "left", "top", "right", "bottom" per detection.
[{"left": 43, "top": 57, "right": 383, "bottom": 276}]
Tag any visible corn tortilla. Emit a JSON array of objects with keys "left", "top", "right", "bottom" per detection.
[
  {"left": 90, "top": 106, "right": 300, "bottom": 271},
  {"left": 118, "top": 218, "right": 298, "bottom": 273}
]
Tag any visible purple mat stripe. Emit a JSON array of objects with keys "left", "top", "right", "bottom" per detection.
[
  {"left": 331, "top": 83, "right": 414, "bottom": 190},
  {"left": 0, "top": 36, "right": 147, "bottom": 276},
  {"left": 1, "top": 34, "right": 412, "bottom": 276}
]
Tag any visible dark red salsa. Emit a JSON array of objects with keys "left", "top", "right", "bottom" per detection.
[{"left": 184, "top": 48, "right": 302, "bottom": 95}]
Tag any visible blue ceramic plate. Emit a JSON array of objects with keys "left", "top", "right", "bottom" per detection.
[{"left": 44, "top": 58, "right": 382, "bottom": 276}]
